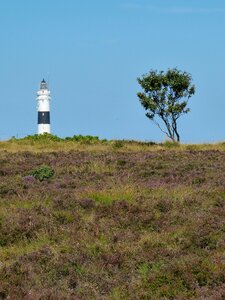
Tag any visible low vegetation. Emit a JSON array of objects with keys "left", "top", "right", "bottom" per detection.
[
  {"left": 2, "top": 133, "right": 225, "bottom": 153},
  {"left": 0, "top": 135, "right": 224, "bottom": 299}
]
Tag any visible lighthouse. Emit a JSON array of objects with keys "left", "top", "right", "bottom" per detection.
[{"left": 37, "top": 79, "right": 51, "bottom": 134}]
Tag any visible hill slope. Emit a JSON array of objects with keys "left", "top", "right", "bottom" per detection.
[{"left": 0, "top": 143, "right": 225, "bottom": 299}]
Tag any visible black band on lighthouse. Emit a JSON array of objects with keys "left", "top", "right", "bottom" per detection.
[{"left": 38, "top": 112, "right": 50, "bottom": 124}]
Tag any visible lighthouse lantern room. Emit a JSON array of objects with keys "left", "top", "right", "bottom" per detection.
[{"left": 37, "top": 79, "right": 51, "bottom": 134}]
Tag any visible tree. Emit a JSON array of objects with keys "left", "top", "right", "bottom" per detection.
[{"left": 137, "top": 68, "right": 195, "bottom": 142}]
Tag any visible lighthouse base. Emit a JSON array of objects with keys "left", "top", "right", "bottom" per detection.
[{"left": 38, "top": 124, "right": 51, "bottom": 135}]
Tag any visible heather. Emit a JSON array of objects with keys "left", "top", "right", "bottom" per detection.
[{"left": 0, "top": 141, "right": 225, "bottom": 299}]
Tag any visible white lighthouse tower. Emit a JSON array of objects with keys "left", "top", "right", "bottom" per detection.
[{"left": 37, "top": 79, "right": 51, "bottom": 134}]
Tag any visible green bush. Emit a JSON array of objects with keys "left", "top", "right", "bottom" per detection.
[
  {"left": 113, "top": 140, "right": 124, "bottom": 149},
  {"left": 162, "top": 141, "right": 180, "bottom": 148},
  {"left": 18, "top": 133, "right": 62, "bottom": 142},
  {"left": 9, "top": 134, "right": 107, "bottom": 144},
  {"left": 30, "top": 165, "right": 54, "bottom": 181},
  {"left": 65, "top": 135, "right": 100, "bottom": 143}
]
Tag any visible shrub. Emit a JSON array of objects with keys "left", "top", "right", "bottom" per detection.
[
  {"left": 113, "top": 140, "right": 124, "bottom": 149},
  {"left": 79, "top": 198, "right": 96, "bottom": 209},
  {"left": 30, "top": 165, "right": 54, "bottom": 181},
  {"left": 162, "top": 141, "right": 180, "bottom": 148},
  {"left": 18, "top": 133, "right": 62, "bottom": 142},
  {"left": 155, "top": 199, "right": 172, "bottom": 213},
  {"left": 65, "top": 135, "right": 100, "bottom": 143}
]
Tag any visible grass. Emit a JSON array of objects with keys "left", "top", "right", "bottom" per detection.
[
  {"left": 0, "top": 233, "right": 52, "bottom": 263},
  {"left": 0, "top": 137, "right": 225, "bottom": 299},
  {"left": 83, "top": 185, "right": 137, "bottom": 205}
]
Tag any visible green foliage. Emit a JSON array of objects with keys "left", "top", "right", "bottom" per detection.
[
  {"left": 109, "top": 287, "right": 128, "bottom": 300},
  {"left": 163, "top": 140, "right": 180, "bottom": 148},
  {"left": 113, "top": 140, "right": 124, "bottom": 149},
  {"left": 18, "top": 133, "right": 62, "bottom": 142},
  {"left": 137, "top": 68, "right": 195, "bottom": 142},
  {"left": 30, "top": 165, "right": 54, "bottom": 181},
  {"left": 65, "top": 135, "right": 100, "bottom": 143},
  {"left": 11, "top": 134, "right": 106, "bottom": 144},
  {"left": 53, "top": 211, "right": 74, "bottom": 225},
  {"left": 138, "top": 262, "right": 151, "bottom": 280},
  {"left": 89, "top": 193, "right": 114, "bottom": 205}
]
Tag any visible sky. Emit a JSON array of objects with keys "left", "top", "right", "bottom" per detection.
[{"left": 1, "top": 0, "right": 225, "bottom": 143}]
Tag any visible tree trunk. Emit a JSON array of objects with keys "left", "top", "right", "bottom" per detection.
[{"left": 172, "top": 116, "right": 180, "bottom": 142}]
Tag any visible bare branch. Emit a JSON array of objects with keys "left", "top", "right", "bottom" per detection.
[{"left": 152, "top": 119, "right": 173, "bottom": 141}]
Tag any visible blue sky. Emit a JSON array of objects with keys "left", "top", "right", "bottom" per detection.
[{"left": 1, "top": 0, "right": 225, "bottom": 142}]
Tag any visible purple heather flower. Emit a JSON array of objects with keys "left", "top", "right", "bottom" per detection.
[{"left": 23, "top": 175, "right": 35, "bottom": 184}]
